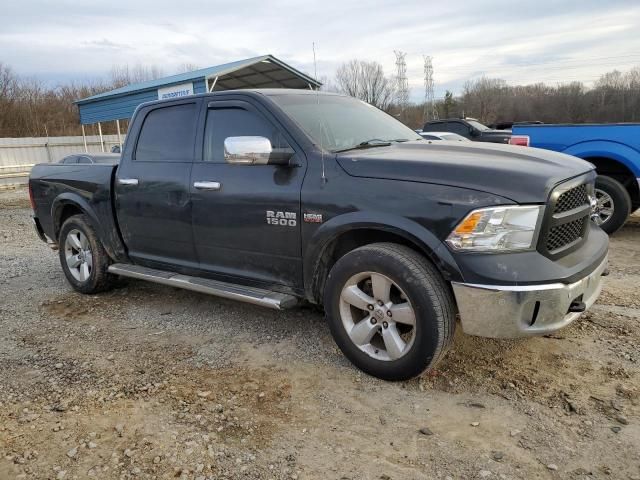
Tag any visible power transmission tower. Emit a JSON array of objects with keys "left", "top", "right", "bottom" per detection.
[
  {"left": 423, "top": 55, "right": 438, "bottom": 122},
  {"left": 394, "top": 50, "right": 409, "bottom": 114}
]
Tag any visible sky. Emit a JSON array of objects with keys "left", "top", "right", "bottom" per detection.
[{"left": 2, "top": 0, "right": 640, "bottom": 102}]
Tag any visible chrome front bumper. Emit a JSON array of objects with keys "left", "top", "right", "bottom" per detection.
[{"left": 451, "top": 255, "right": 608, "bottom": 338}]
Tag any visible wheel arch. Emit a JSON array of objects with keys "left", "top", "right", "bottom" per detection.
[
  {"left": 583, "top": 156, "right": 639, "bottom": 208},
  {"left": 51, "top": 194, "right": 101, "bottom": 241},
  {"left": 562, "top": 140, "right": 640, "bottom": 207},
  {"left": 303, "top": 212, "right": 461, "bottom": 303}
]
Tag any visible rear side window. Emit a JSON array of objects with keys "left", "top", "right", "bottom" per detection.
[
  {"left": 61, "top": 156, "right": 77, "bottom": 164},
  {"left": 135, "top": 103, "right": 197, "bottom": 162}
]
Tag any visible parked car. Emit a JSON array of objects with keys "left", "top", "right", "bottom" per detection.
[
  {"left": 422, "top": 118, "right": 511, "bottom": 144},
  {"left": 512, "top": 123, "right": 640, "bottom": 234},
  {"left": 417, "top": 131, "right": 469, "bottom": 142},
  {"left": 29, "top": 90, "right": 608, "bottom": 381},
  {"left": 59, "top": 154, "right": 120, "bottom": 165}
]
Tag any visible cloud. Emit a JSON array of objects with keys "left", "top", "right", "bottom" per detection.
[
  {"left": 81, "top": 39, "right": 131, "bottom": 50},
  {"left": 1, "top": 0, "right": 639, "bottom": 99}
]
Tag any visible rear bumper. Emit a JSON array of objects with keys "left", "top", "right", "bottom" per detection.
[
  {"left": 32, "top": 216, "right": 47, "bottom": 243},
  {"left": 451, "top": 254, "right": 608, "bottom": 338},
  {"left": 32, "top": 216, "right": 57, "bottom": 249}
]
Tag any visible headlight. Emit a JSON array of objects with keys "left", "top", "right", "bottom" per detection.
[{"left": 446, "top": 205, "right": 543, "bottom": 252}]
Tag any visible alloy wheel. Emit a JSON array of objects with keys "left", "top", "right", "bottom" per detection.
[
  {"left": 339, "top": 271, "right": 416, "bottom": 361},
  {"left": 593, "top": 188, "right": 615, "bottom": 226},
  {"left": 64, "top": 229, "right": 93, "bottom": 282}
]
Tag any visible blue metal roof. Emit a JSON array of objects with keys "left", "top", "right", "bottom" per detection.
[
  {"left": 76, "top": 54, "right": 319, "bottom": 104},
  {"left": 75, "top": 55, "right": 322, "bottom": 125}
]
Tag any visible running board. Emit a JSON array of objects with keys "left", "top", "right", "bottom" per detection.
[{"left": 108, "top": 263, "right": 298, "bottom": 310}]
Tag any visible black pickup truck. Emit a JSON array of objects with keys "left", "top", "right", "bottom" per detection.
[
  {"left": 29, "top": 90, "right": 609, "bottom": 380},
  {"left": 422, "top": 118, "right": 511, "bottom": 144}
]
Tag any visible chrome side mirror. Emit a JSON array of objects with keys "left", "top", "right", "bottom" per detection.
[
  {"left": 224, "top": 136, "right": 272, "bottom": 165},
  {"left": 224, "top": 136, "right": 294, "bottom": 166}
]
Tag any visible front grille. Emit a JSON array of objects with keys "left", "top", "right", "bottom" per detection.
[
  {"left": 546, "top": 217, "right": 586, "bottom": 251},
  {"left": 554, "top": 184, "right": 588, "bottom": 214},
  {"left": 539, "top": 180, "right": 592, "bottom": 258}
]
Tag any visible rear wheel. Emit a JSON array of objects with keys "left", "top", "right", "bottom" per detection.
[
  {"left": 593, "top": 176, "right": 631, "bottom": 234},
  {"left": 58, "top": 214, "right": 116, "bottom": 294},
  {"left": 323, "top": 243, "right": 456, "bottom": 381}
]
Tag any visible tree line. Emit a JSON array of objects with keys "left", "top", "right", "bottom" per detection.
[
  {"left": 0, "top": 63, "right": 196, "bottom": 138},
  {"left": 334, "top": 60, "right": 640, "bottom": 129},
  {"left": 1, "top": 59, "right": 639, "bottom": 138}
]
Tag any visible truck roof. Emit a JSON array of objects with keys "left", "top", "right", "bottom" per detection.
[{"left": 135, "top": 89, "right": 344, "bottom": 110}]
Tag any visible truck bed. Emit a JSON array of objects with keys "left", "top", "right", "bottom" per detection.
[
  {"left": 29, "top": 163, "right": 127, "bottom": 261},
  {"left": 512, "top": 123, "right": 640, "bottom": 154}
]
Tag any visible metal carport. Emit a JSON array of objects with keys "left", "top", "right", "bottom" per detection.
[{"left": 75, "top": 54, "right": 321, "bottom": 152}]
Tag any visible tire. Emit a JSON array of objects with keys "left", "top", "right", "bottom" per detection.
[
  {"left": 58, "top": 214, "right": 116, "bottom": 294},
  {"left": 323, "top": 243, "right": 456, "bottom": 381},
  {"left": 594, "top": 176, "right": 631, "bottom": 235}
]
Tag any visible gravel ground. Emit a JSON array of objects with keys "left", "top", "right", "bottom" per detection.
[{"left": 1, "top": 186, "right": 639, "bottom": 480}]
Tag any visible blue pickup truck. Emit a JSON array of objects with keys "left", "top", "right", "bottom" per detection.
[{"left": 512, "top": 123, "right": 640, "bottom": 234}]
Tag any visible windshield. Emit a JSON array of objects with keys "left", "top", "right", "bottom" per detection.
[
  {"left": 269, "top": 94, "right": 422, "bottom": 152},
  {"left": 466, "top": 120, "right": 490, "bottom": 131}
]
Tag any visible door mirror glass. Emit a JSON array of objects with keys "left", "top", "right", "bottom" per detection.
[{"left": 224, "top": 136, "right": 293, "bottom": 165}]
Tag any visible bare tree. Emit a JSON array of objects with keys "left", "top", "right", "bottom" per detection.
[
  {"left": 335, "top": 60, "right": 395, "bottom": 110},
  {"left": 176, "top": 63, "right": 201, "bottom": 73},
  {"left": 461, "top": 77, "right": 508, "bottom": 123},
  {"left": 110, "top": 64, "right": 164, "bottom": 88}
]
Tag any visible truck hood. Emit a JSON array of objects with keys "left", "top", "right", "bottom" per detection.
[{"left": 336, "top": 141, "right": 594, "bottom": 203}]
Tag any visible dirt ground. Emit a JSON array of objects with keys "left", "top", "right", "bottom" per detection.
[{"left": 0, "top": 186, "right": 638, "bottom": 480}]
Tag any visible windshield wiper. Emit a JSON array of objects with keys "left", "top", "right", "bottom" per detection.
[{"left": 334, "top": 139, "right": 393, "bottom": 153}]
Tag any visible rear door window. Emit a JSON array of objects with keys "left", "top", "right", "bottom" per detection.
[{"left": 135, "top": 103, "right": 198, "bottom": 162}]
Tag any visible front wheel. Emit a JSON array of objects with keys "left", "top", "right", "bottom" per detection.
[
  {"left": 323, "top": 243, "right": 456, "bottom": 381},
  {"left": 593, "top": 176, "right": 631, "bottom": 234}
]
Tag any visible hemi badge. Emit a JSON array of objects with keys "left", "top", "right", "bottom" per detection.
[{"left": 303, "top": 213, "right": 323, "bottom": 223}]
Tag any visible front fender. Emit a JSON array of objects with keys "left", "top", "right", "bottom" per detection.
[
  {"left": 302, "top": 210, "right": 463, "bottom": 301},
  {"left": 563, "top": 140, "right": 640, "bottom": 176}
]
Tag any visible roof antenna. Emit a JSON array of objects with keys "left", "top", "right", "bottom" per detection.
[{"left": 313, "top": 42, "right": 326, "bottom": 184}]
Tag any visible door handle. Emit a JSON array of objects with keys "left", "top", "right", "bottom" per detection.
[
  {"left": 118, "top": 178, "right": 139, "bottom": 186},
  {"left": 194, "top": 181, "right": 221, "bottom": 191}
]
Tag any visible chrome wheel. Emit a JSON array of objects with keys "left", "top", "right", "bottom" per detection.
[
  {"left": 64, "top": 229, "right": 93, "bottom": 282},
  {"left": 593, "top": 188, "right": 615, "bottom": 226},
  {"left": 339, "top": 272, "right": 416, "bottom": 361}
]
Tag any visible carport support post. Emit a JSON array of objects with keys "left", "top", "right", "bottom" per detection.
[
  {"left": 81, "top": 125, "right": 88, "bottom": 153},
  {"left": 116, "top": 119, "right": 123, "bottom": 150},
  {"left": 208, "top": 76, "right": 218, "bottom": 92},
  {"left": 97, "top": 122, "right": 105, "bottom": 152}
]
